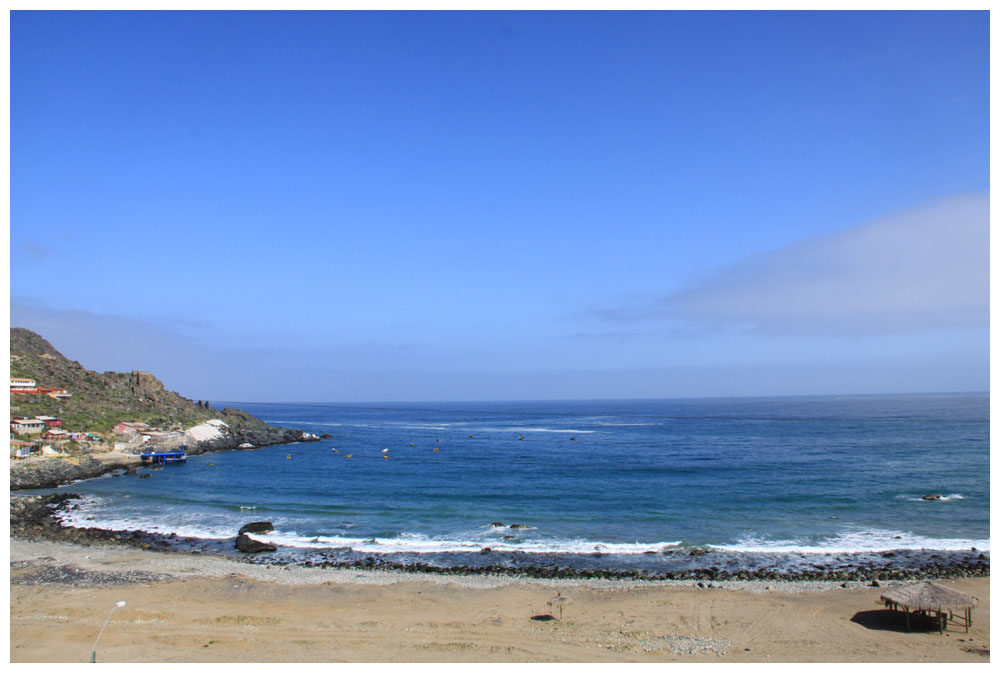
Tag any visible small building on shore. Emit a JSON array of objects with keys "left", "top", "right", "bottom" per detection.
[
  {"left": 10, "top": 439, "right": 38, "bottom": 459},
  {"left": 35, "top": 416, "right": 62, "bottom": 427},
  {"left": 139, "top": 430, "right": 183, "bottom": 446},
  {"left": 37, "top": 387, "right": 72, "bottom": 399},
  {"left": 10, "top": 378, "right": 37, "bottom": 393},
  {"left": 11, "top": 418, "right": 44, "bottom": 435},
  {"left": 41, "top": 428, "right": 70, "bottom": 441},
  {"left": 113, "top": 421, "right": 150, "bottom": 435}
]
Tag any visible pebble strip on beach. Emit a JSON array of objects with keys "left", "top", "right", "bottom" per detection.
[{"left": 9, "top": 537, "right": 925, "bottom": 594}]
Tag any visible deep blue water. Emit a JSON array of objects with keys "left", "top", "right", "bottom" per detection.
[{"left": 53, "top": 393, "right": 989, "bottom": 571}]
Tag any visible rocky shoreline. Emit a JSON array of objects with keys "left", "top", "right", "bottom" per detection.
[
  {"left": 9, "top": 425, "right": 319, "bottom": 491},
  {"left": 10, "top": 494, "right": 990, "bottom": 584},
  {"left": 10, "top": 457, "right": 132, "bottom": 491}
]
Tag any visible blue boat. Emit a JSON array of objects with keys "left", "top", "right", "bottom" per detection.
[{"left": 140, "top": 445, "right": 187, "bottom": 465}]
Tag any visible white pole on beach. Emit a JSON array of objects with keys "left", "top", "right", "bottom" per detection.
[{"left": 90, "top": 601, "right": 126, "bottom": 663}]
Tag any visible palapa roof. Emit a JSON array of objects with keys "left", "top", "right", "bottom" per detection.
[{"left": 881, "top": 582, "right": 978, "bottom": 612}]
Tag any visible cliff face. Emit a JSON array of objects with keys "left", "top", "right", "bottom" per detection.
[
  {"left": 12, "top": 328, "right": 219, "bottom": 429},
  {"left": 9, "top": 327, "right": 316, "bottom": 460}
]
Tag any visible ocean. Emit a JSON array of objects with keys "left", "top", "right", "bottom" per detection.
[{"left": 52, "top": 393, "right": 989, "bottom": 575}]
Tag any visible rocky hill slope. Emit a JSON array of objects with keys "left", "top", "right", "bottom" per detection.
[
  {"left": 10, "top": 327, "right": 317, "bottom": 488},
  {"left": 11, "top": 328, "right": 240, "bottom": 432}
]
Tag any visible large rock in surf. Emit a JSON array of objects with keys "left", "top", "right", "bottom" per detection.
[
  {"left": 239, "top": 521, "right": 275, "bottom": 535},
  {"left": 235, "top": 533, "right": 277, "bottom": 553},
  {"left": 922, "top": 494, "right": 942, "bottom": 501}
]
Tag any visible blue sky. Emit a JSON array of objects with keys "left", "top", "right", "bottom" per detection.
[{"left": 10, "top": 11, "right": 989, "bottom": 401}]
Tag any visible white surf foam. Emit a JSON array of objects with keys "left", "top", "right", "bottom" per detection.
[
  {"left": 714, "top": 529, "right": 989, "bottom": 554},
  {"left": 56, "top": 495, "right": 254, "bottom": 540},
  {"left": 55, "top": 497, "right": 988, "bottom": 557},
  {"left": 593, "top": 422, "right": 661, "bottom": 427},
  {"left": 254, "top": 530, "right": 684, "bottom": 555}
]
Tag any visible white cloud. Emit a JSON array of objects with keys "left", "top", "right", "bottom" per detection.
[{"left": 658, "top": 193, "right": 989, "bottom": 335}]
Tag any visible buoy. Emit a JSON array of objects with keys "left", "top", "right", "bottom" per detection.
[
  {"left": 383, "top": 455, "right": 388, "bottom": 460},
  {"left": 410, "top": 443, "right": 415, "bottom": 447},
  {"left": 433, "top": 448, "right": 439, "bottom": 452}
]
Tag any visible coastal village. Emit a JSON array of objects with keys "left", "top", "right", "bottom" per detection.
[
  {"left": 11, "top": 377, "right": 191, "bottom": 461},
  {"left": 8, "top": 328, "right": 321, "bottom": 494}
]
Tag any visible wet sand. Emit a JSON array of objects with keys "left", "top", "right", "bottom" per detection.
[{"left": 9, "top": 539, "right": 990, "bottom": 663}]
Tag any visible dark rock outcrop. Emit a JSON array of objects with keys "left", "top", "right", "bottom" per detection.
[
  {"left": 235, "top": 533, "right": 277, "bottom": 553},
  {"left": 184, "top": 414, "right": 318, "bottom": 456},
  {"left": 239, "top": 521, "right": 275, "bottom": 535},
  {"left": 922, "top": 494, "right": 942, "bottom": 501}
]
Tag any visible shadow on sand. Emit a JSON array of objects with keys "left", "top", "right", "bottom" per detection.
[
  {"left": 530, "top": 614, "right": 556, "bottom": 622},
  {"left": 851, "top": 609, "right": 945, "bottom": 633}
]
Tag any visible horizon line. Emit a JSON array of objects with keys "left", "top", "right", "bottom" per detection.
[{"left": 205, "top": 390, "right": 989, "bottom": 408}]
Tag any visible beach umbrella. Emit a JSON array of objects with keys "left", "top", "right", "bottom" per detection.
[
  {"left": 881, "top": 582, "right": 979, "bottom": 633},
  {"left": 547, "top": 592, "right": 572, "bottom": 620}
]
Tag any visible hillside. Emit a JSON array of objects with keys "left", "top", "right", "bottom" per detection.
[
  {"left": 9, "top": 327, "right": 299, "bottom": 439},
  {"left": 10, "top": 327, "right": 320, "bottom": 490}
]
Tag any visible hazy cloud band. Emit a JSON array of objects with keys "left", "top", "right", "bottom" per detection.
[{"left": 646, "top": 194, "right": 988, "bottom": 336}]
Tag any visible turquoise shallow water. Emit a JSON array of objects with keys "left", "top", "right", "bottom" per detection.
[{"left": 53, "top": 393, "right": 989, "bottom": 570}]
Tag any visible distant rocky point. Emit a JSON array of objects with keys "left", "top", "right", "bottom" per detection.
[{"left": 9, "top": 327, "right": 318, "bottom": 489}]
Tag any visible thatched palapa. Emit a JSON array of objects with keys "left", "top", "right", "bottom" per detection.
[
  {"left": 881, "top": 582, "right": 978, "bottom": 612},
  {"left": 881, "top": 582, "right": 978, "bottom": 633}
]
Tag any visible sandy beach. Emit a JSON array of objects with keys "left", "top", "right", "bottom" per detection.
[{"left": 10, "top": 538, "right": 989, "bottom": 663}]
